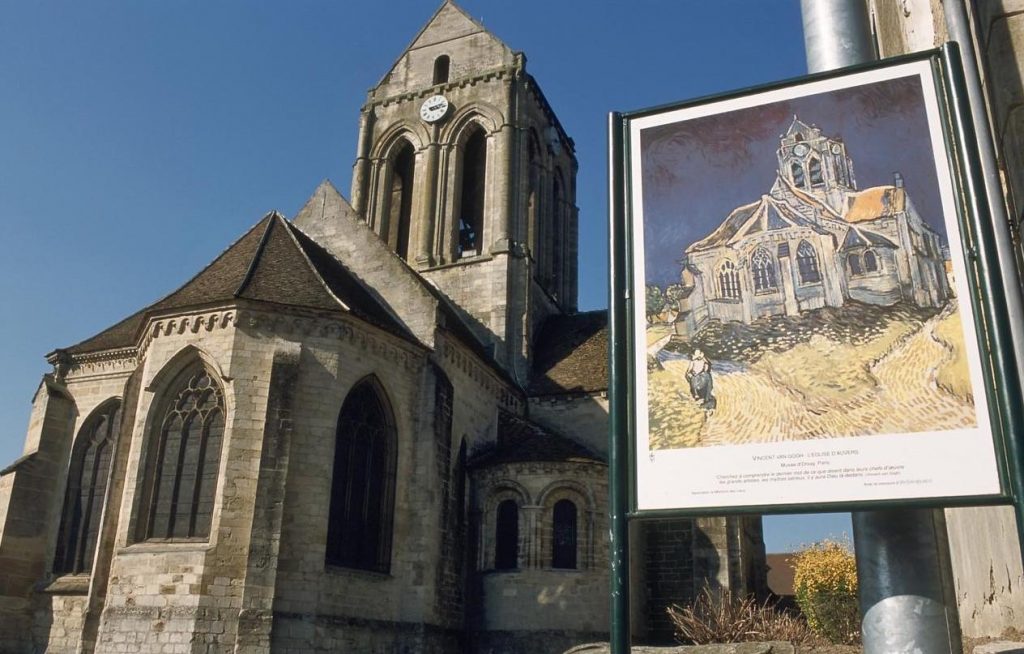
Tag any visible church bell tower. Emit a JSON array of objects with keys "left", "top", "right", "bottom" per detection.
[{"left": 348, "top": 1, "right": 579, "bottom": 376}]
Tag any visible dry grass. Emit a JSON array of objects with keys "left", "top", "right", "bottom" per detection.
[
  {"left": 932, "top": 308, "right": 973, "bottom": 403},
  {"left": 667, "top": 586, "right": 817, "bottom": 646}
]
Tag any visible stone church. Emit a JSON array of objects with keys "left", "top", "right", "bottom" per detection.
[
  {"left": 0, "top": 3, "right": 765, "bottom": 652},
  {"left": 674, "top": 117, "right": 951, "bottom": 338}
]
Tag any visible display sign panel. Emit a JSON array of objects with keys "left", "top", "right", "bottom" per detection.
[{"left": 623, "top": 56, "right": 1005, "bottom": 512}]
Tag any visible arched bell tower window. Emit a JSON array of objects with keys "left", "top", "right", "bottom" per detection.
[
  {"left": 458, "top": 126, "right": 487, "bottom": 258},
  {"left": 791, "top": 162, "right": 806, "bottom": 188},
  {"left": 494, "top": 499, "right": 519, "bottom": 570},
  {"left": 136, "top": 363, "right": 225, "bottom": 541},
  {"left": 389, "top": 141, "right": 416, "bottom": 261},
  {"left": 809, "top": 157, "right": 824, "bottom": 186},
  {"left": 551, "top": 499, "right": 578, "bottom": 569},
  {"left": 54, "top": 400, "right": 121, "bottom": 575},
  {"left": 751, "top": 248, "right": 777, "bottom": 293},
  {"left": 433, "top": 55, "right": 450, "bottom": 85},
  {"left": 326, "top": 377, "right": 397, "bottom": 572}
]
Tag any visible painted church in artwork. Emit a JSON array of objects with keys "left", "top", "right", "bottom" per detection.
[
  {"left": 673, "top": 117, "right": 951, "bottom": 338},
  {"left": 0, "top": 3, "right": 766, "bottom": 653}
]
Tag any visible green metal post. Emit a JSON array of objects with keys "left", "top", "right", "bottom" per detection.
[{"left": 608, "top": 111, "right": 631, "bottom": 654}]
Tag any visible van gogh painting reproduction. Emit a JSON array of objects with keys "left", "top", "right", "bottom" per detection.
[{"left": 636, "top": 74, "right": 978, "bottom": 450}]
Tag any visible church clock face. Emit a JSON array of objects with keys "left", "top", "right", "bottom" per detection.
[
  {"left": 793, "top": 143, "right": 810, "bottom": 156},
  {"left": 420, "top": 95, "right": 450, "bottom": 123},
  {"left": 831, "top": 143, "right": 843, "bottom": 154}
]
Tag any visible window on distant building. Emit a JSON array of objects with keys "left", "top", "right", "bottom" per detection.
[
  {"left": 849, "top": 253, "right": 863, "bottom": 276},
  {"left": 551, "top": 499, "right": 577, "bottom": 569},
  {"left": 864, "top": 249, "right": 878, "bottom": 272},
  {"left": 388, "top": 140, "right": 416, "bottom": 261},
  {"left": 791, "top": 162, "right": 806, "bottom": 187},
  {"left": 433, "top": 55, "right": 450, "bottom": 85},
  {"left": 54, "top": 400, "right": 121, "bottom": 575},
  {"left": 494, "top": 499, "right": 519, "bottom": 570},
  {"left": 458, "top": 126, "right": 487, "bottom": 258},
  {"left": 719, "top": 260, "right": 741, "bottom": 299},
  {"left": 751, "top": 248, "right": 777, "bottom": 293},
  {"left": 809, "top": 157, "right": 824, "bottom": 186},
  {"left": 326, "top": 377, "right": 397, "bottom": 572}
]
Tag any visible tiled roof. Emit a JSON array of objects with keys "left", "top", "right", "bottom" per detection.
[
  {"left": 840, "top": 225, "right": 898, "bottom": 250},
  {"left": 65, "top": 213, "right": 414, "bottom": 355},
  {"left": 469, "top": 410, "right": 604, "bottom": 468},
  {"left": 845, "top": 185, "right": 907, "bottom": 223},
  {"left": 688, "top": 189, "right": 831, "bottom": 253},
  {"left": 529, "top": 310, "right": 608, "bottom": 396}
]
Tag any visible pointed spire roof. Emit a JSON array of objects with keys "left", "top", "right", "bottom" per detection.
[
  {"left": 785, "top": 115, "right": 815, "bottom": 137},
  {"left": 64, "top": 213, "right": 414, "bottom": 354}
]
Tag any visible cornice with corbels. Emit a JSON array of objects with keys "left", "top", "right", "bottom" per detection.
[{"left": 440, "top": 338, "right": 520, "bottom": 411}]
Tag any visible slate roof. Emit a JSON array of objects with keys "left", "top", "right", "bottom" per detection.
[
  {"left": 845, "top": 185, "right": 907, "bottom": 223},
  {"left": 840, "top": 225, "right": 898, "bottom": 250},
  {"left": 469, "top": 410, "right": 605, "bottom": 468},
  {"left": 529, "top": 310, "right": 607, "bottom": 396},
  {"left": 64, "top": 213, "right": 414, "bottom": 355},
  {"left": 688, "top": 188, "right": 831, "bottom": 253}
]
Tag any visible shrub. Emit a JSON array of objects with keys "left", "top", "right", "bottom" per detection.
[
  {"left": 792, "top": 540, "right": 860, "bottom": 644},
  {"left": 667, "top": 586, "right": 816, "bottom": 645}
]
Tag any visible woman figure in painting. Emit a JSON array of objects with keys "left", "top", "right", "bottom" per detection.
[{"left": 685, "top": 348, "right": 716, "bottom": 414}]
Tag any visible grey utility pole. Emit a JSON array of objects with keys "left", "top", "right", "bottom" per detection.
[{"left": 800, "top": 2, "right": 962, "bottom": 653}]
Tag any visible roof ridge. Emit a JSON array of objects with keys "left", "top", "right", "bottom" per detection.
[
  {"left": 278, "top": 217, "right": 351, "bottom": 312},
  {"left": 234, "top": 212, "right": 278, "bottom": 298}
]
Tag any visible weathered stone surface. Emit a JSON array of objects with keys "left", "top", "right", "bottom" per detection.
[
  {"left": 974, "top": 642, "right": 1024, "bottom": 654},
  {"left": 564, "top": 642, "right": 796, "bottom": 654}
]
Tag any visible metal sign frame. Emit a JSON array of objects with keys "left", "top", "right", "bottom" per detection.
[{"left": 609, "top": 46, "right": 1023, "bottom": 521}]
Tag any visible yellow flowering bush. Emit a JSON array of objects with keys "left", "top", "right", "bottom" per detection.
[{"left": 792, "top": 540, "right": 860, "bottom": 644}]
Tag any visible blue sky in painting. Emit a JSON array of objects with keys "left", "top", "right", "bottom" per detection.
[{"left": 0, "top": 0, "right": 846, "bottom": 553}]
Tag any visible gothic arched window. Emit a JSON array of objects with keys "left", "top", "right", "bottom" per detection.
[
  {"left": 432, "top": 55, "right": 450, "bottom": 85},
  {"left": 326, "top": 378, "right": 397, "bottom": 572},
  {"left": 137, "top": 364, "right": 225, "bottom": 541},
  {"left": 551, "top": 499, "right": 578, "bottom": 570},
  {"left": 809, "top": 157, "right": 824, "bottom": 186},
  {"left": 790, "top": 162, "right": 806, "bottom": 188},
  {"left": 458, "top": 126, "right": 487, "bottom": 258},
  {"left": 849, "top": 253, "right": 863, "bottom": 276},
  {"left": 751, "top": 248, "right": 777, "bottom": 293},
  {"left": 54, "top": 400, "right": 121, "bottom": 575},
  {"left": 796, "top": 240, "right": 821, "bottom": 284},
  {"left": 389, "top": 140, "right": 416, "bottom": 261},
  {"left": 494, "top": 499, "right": 519, "bottom": 570},
  {"left": 718, "top": 260, "right": 741, "bottom": 299},
  {"left": 864, "top": 249, "right": 878, "bottom": 272},
  {"left": 550, "top": 172, "right": 566, "bottom": 297}
]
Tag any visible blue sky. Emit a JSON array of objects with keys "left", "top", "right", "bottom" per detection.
[{"left": 0, "top": 0, "right": 847, "bottom": 552}]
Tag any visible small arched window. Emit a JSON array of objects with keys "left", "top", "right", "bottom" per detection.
[
  {"left": 551, "top": 499, "right": 578, "bottom": 569},
  {"left": 864, "top": 249, "right": 878, "bottom": 272},
  {"left": 432, "top": 55, "right": 450, "bottom": 85},
  {"left": 751, "top": 248, "right": 777, "bottom": 292},
  {"left": 809, "top": 157, "right": 824, "bottom": 186},
  {"left": 458, "top": 126, "right": 487, "bottom": 258},
  {"left": 791, "top": 162, "right": 806, "bottom": 187},
  {"left": 389, "top": 141, "right": 416, "bottom": 261},
  {"left": 326, "top": 378, "right": 397, "bottom": 572},
  {"left": 494, "top": 499, "right": 519, "bottom": 570},
  {"left": 550, "top": 172, "right": 566, "bottom": 296},
  {"left": 54, "top": 400, "right": 121, "bottom": 575},
  {"left": 718, "top": 260, "right": 741, "bottom": 299},
  {"left": 137, "top": 364, "right": 225, "bottom": 541},
  {"left": 796, "top": 240, "right": 821, "bottom": 284},
  {"left": 849, "top": 253, "right": 863, "bottom": 276}
]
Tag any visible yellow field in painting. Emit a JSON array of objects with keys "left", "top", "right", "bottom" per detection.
[{"left": 648, "top": 303, "right": 975, "bottom": 450}]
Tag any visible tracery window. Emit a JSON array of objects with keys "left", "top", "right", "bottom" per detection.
[
  {"left": 796, "top": 240, "right": 821, "bottom": 284},
  {"left": 718, "top": 260, "right": 741, "bottom": 299},
  {"left": 326, "top": 378, "right": 397, "bottom": 572},
  {"left": 494, "top": 499, "right": 519, "bottom": 570},
  {"left": 53, "top": 400, "right": 121, "bottom": 575},
  {"left": 389, "top": 141, "right": 416, "bottom": 261},
  {"left": 137, "top": 364, "right": 224, "bottom": 541},
  {"left": 864, "top": 249, "right": 878, "bottom": 272},
  {"left": 849, "top": 253, "right": 863, "bottom": 276},
  {"left": 809, "top": 157, "right": 824, "bottom": 186},
  {"left": 551, "top": 499, "right": 578, "bottom": 570},
  {"left": 751, "top": 248, "right": 777, "bottom": 293},
  {"left": 791, "top": 162, "right": 805, "bottom": 188},
  {"left": 458, "top": 126, "right": 487, "bottom": 258}
]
